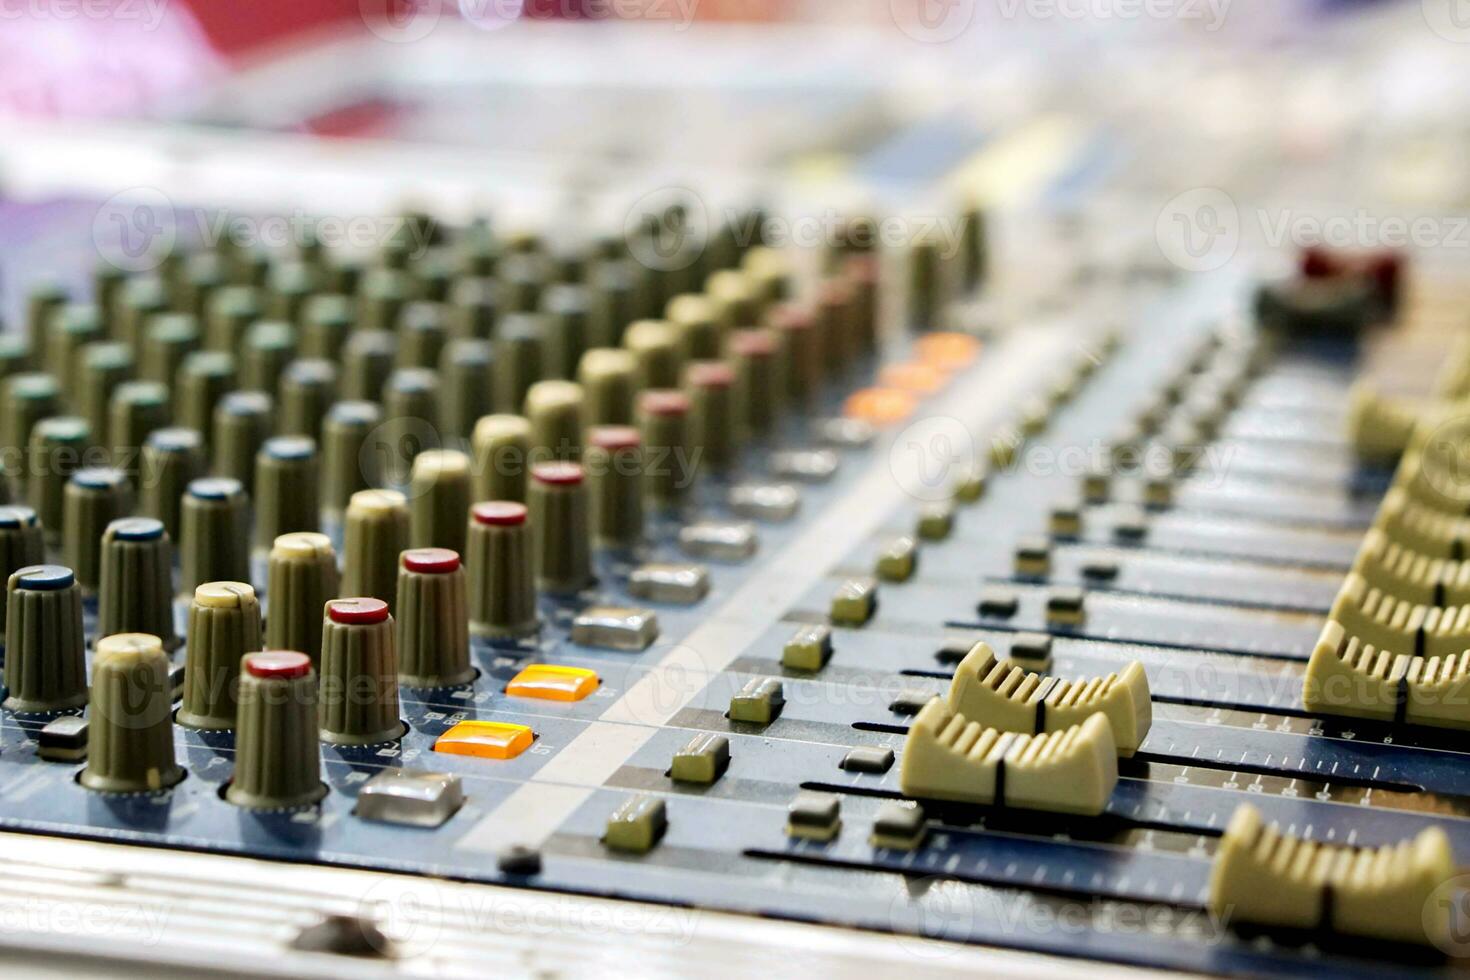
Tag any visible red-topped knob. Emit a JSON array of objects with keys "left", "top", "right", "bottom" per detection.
[
  {"left": 244, "top": 650, "right": 313, "bottom": 680},
  {"left": 472, "top": 501, "right": 528, "bottom": 526},
  {"left": 532, "top": 462, "right": 584, "bottom": 486},
  {"left": 402, "top": 548, "right": 460, "bottom": 574},
  {"left": 327, "top": 597, "right": 390, "bottom": 625}
]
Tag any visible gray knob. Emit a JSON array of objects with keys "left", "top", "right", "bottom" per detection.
[
  {"left": 319, "top": 597, "right": 405, "bottom": 745},
  {"left": 471, "top": 414, "right": 530, "bottom": 504},
  {"left": 96, "top": 517, "right": 176, "bottom": 649},
  {"left": 585, "top": 426, "right": 643, "bottom": 550},
  {"left": 341, "top": 489, "right": 409, "bottom": 611},
  {"left": 540, "top": 282, "right": 590, "bottom": 378},
  {"left": 396, "top": 301, "right": 448, "bottom": 369},
  {"left": 44, "top": 305, "right": 102, "bottom": 398},
  {"left": 2, "top": 374, "right": 61, "bottom": 486},
  {"left": 279, "top": 359, "right": 338, "bottom": 440},
  {"left": 525, "top": 380, "right": 584, "bottom": 463},
  {"left": 240, "top": 321, "right": 296, "bottom": 392},
  {"left": 381, "top": 368, "right": 439, "bottom": 482},
  {"left": 0, "top": 507, "right": 44, "bottom": 636},
  {"left": 266, "top": 260, "right": 317, "bottom": 326},
  {"left": 707, "top": 269, "right": 758, "bottom": 333},
  {"left": 138, "top": 428, "right": 204, "bottom": 543},
  {"left": 467, "top": 502, "right": 537, "bottom": 639},
  {"left": 108, "top": 380, "right": 171, "bottom": 466},
  {"left": 80, "top": 632, "right": 184, "bottom": 793},
  {"left": 637, "top": 391, "right": 691, "bottom": 508},
  {"left": 205, "top": 285, "right": 261, "bottom": 351},
  {"left": 588, "top": 260, "right": 638, "bottom": 348},
  {"left": 179, "top": 477, "right": 250, "bottom": 597},
  {"left": 61, "top": 467, "right": 133, "bottom": 593},
  {"left": 396, "top": 549, "right": 473, "bottom": 688},
  {"left": 448, "top": 276, "right": 499, "bottom": 340},
  {"left": 729, "top": 328, "right": 781, "bottom": 438},
  {"left": 685, "top": 360, "right": 736, "bottom": 473},
  {"left": 28, "top": 416, "right": 91, "bottom": 543},
  {"left": 253, "top": 436, "right": 320, "bottom": 550},
  {"left": 409, "top": 449, "right": 471, "bottom": 555},
  {"left": 211, "top": 390, "right": 275, "bottom": 492},
  {"left": 25, "top": 283, "right": 68, "bottom": 367},
  {"left": 816, "top": 280, "right": 856, "bottom": 375},
  {"left": 3, "top": 564, "right": 84, "bottom": 712},
  {"left": 139, "top": 313, "right": 200, "bottom": 386},
  {"left": 341, "top": 330, "right": 397, "bottom": 402},
  {"left": 769, "top": 305, "right": 819, "bottom": 409},
  {"left": 577, "top": 348, "right": 638, "bottom": 427},
  {"left": 624, "top": 319, "right": 682, "bottom": 389},
  {"left": 75, "top": 342, "right": 134, "bottom": 440},
  {"left": 321, "top": 401, "right": 383, "bottom": 517},
  {"left": 493, "top": 314, "right": 544, "bottom": 415},
  {"left": 666, "top": 294, "right": 721, "bottom": 360},
  {"left": 265, "top": 532, "right": 338, "bottom": 667},
  {"left": 175, "top": 351, "right": 237, "bottom": 443},
  {"left": 178, "top": 582, "right": 263, "bottom": 730},
  {"left": 227, "top": 651, "right": 326, "bottom": 808},
  {"left": 844, "top": 254, "right": 880, "bottom": 354},
  {"left": 357, "top": 267, "right": 413, "bottom": 334},
  {"left": 528, "top": 462, "right": 591, "bottom": 596},
  {"left": 300, "top": 294, "right": 353, "bottom": 361},
  {"left": 437, "top": 338, "right": 494, "bottom": 445}
]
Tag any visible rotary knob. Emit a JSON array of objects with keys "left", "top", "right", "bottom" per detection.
[
  {"left": 177, "top": 582, "right": 263, "bottom": 730},
  {"left": 254, "top": 436, "right": 320, "bottom": 550},
  {"left": 179, "top": 477, "right": 251, "bottom": 597},
  {"left": 467, "top": 502, "right": 537, "bottom": 639},
  {"left": 265, "top": 531, "right": 338, "bottom": 665},
  {"left": 27, "top": 416, "right": 91, "bottom": 543},
  {"left": 318, "top": 597, "right": 405, "bottom": 745},
  {"left": 227, "top": 651, "right": 327, "bottom": 809},
  {"left": 471, "top": 414, "right": 531, "bottom": 504},
  {"left": 525, "top": 380, "right": 584, "bottom": 462},
  {"left": 211, "top": 390, "right": 274, "bottom": 492},
  {"left": 396, "top": 548, "right": 474, "bottom": 688},
  {"left": 61, "top": 467, "right": 133, "bottom": 593},
  {"left": 96, "top": 517, "right": 177, "bottom": 649},
  {"left": 585, "top": 426, "right": 644, "bottom": 550},
  {"left": 409, "top": 449, "right": 471, "bottom": 555},
  {"left": 0, "top": 507, "right": 45, "bottom": 638},
  {"left": 80, "top": 633, "right": 184, "bottom": 793},
  {"left": 321, "top": 400, "right": 383, "bottom": 517},
  {"left": 3, "top": 564, "right": 86, "bottom": 712},
  {"left": 529, "top": 463, "right": 592, "bottom": 596},
  {"left": 139, "top": 428, "right": 205, "bottom": 543},
  {"left": 577, "top": 348, "right": 638, "bottom": 427},
  {"left": 341, "top": 489, "right": 410, "bottom": 611}
]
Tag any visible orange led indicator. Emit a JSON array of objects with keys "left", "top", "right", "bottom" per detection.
[
  {"left": 433, "top": 721, "right": 534, "bottom": 760},
  {"left": 844, "top": 387, "right": 918, "bottom": 426},
  {"left": 915, "top": 332, "right": 980, "bottom": 371},
  {"left": 506, "top": 664, "right": 600, "bottom": 702},
  {"left": 879, "top": 362, "right": 947, "bottom": 394}
]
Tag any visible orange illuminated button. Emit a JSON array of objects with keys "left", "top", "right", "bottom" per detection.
[
  {"left": 433, "top": 721, "right": 534, "bottom": 760},
  {"left": 915, "top": 332, "right": 980, "bottom": 371},
  {"left": 506, "top": 664, "right": 600, "bottom": 702},
  {"left": 844, "top": 387, "right": 918, "bottom": 426},
  {"left": 879, "top": 362, "right": 947, "bottom": 394}
]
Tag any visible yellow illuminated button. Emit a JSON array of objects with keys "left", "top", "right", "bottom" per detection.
[
  {"left": 844, "top": 387, "right": 917, "bottom": 426},
  {"left": 506, "top": 664, "right": 599, "bottom": 702},
  {"left": 879, "top": 362, "right": 947, "bottom": 394},
  {"left": 915, "top": 332, "right": 980, "bottom": 371},
  {"left": 434, "top": 721, "right": 534, "bottom": 759}
]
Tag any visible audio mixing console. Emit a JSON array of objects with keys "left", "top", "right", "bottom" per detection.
[{"left": 2, "top": 5, "right": 1470, "bottom": 978}]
